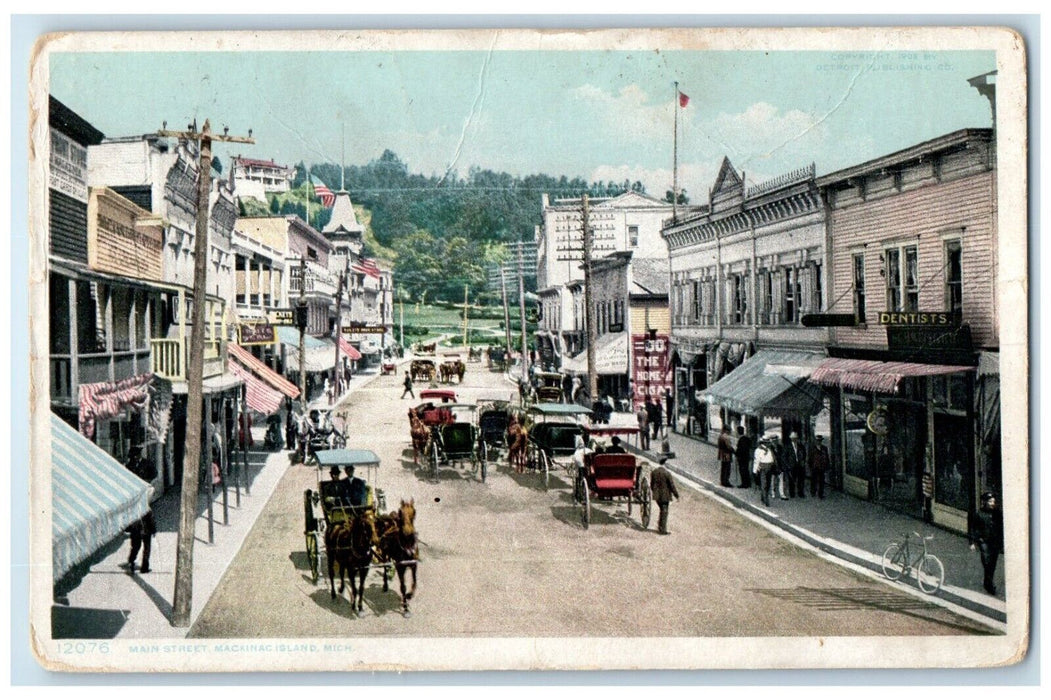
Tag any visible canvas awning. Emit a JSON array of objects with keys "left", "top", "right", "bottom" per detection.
[
  {"left": 228, "top": 342, "right": 300, "bottom": 399},
  {"left": 560, "top": 332, "right": 629, "bottom": 375},
  {"left": 809, "top": 358, "right": 974, "bottom": 395},
  {"left": 276, "top": 326, "right": 329, "bottom": 350},
  {"left": 698, "top": 350, "right": 825, "bottom": 417},
  {"left": 337, "top": 336, "right": 362, "bottom": 361},
  {"left": 285, "top": 346, "right": 337, "bottom": 373},
  {"left": 227, "top": 359, "right": 284, "bottom": 414},
  {"left": 51, "top": 413, "right": 151, "bottom": 579}
]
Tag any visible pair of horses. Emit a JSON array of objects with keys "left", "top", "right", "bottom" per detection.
[
  {"left": 438, "top": 360, "right": 466, "bottom": 384},
  {"left": 324, "top": 499, "right": 419, "bottom": 616}
]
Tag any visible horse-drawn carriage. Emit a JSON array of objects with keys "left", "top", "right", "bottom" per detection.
[
  {"left": 573, "top": 451, "right": 652, "bottom": 530},
  {"left": 421, "top": 403, "right": 486, "bottom": 483},
  {"left": 410, "top": 358, "right": 437, "bottom": 383},
  {"left": 381, "top": 360, "right": 397, "bottom": 375},
  {"left": 303, "top": 449, "right": 419, "bottom": 616},
  {"left": 467, "top": 346, "right": 483, "bottom": 363},
  {"left": 487, "top": 346, "right": 508, "bottom": 372},
  {"left": 534, "top": 371, "right": 566, "bottom": 403},
  {"left": 438, "top": 353, "right": 466, "bottom": 384},
  {"left": 522, "top": 403, "right": 592, "bottom": 489},
  {"left": 477, "top": 395, "right": 514, "bottom": 469},
  {"left": 295, "top": 408, "right": 348, "bottom": 466},
  {"left": 414, "top": 341, "right": 437, "bottom": 354}
]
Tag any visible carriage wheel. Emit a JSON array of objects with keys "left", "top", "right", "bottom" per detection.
[
  {"left": 305, "top": 531, "right": 319, "bottom": 584},
  {"left": 580, "top": 481, "right": 591, "bottom": 529},
  {"left": 430, "top": 441, "right": 440, "bottom": 482},
  {"left": 480, "top": 442, "right": 488, "bottom": 483},
  {"left": 639, "top": 478, "right": 652, "bottom": 530}
]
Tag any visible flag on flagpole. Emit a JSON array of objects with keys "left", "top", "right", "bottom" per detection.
[
  {"left": 311, "top": 174, "right": 335, "bottom": 208},
  {"left": 679, "top": 91, "right": 690, "bottom": 108}
]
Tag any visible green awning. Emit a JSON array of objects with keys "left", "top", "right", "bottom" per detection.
[{"left": 698, "top": 350, "right": 825, "bottom": 417}]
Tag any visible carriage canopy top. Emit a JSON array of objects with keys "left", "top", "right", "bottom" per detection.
[
  {"left": 419, "top": 389, "right": 457, "bottom": 402},
  {"left": 315, "top": 449, "right": 381, "bottom": 469},
  {"left": 530, "top": 403, "right": 594, "bottom": 417}
]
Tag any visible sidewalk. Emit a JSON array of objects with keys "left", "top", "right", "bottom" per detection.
[
  {"left": 627, "top": 427, "right": 1006, "bottom": 625},
  {"left": 50, "top": 366, "right": 395, "bottom": 640}
]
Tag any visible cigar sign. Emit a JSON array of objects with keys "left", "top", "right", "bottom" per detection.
[
  {"left": 238, "top": 322, "right": 276, "bottom": 346},
  {"left": 632, "top": 333, "right": 672, "bottom": 407}
]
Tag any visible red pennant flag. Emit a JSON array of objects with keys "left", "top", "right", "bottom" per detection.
[{"left": 679, "top": 91, "right": 690, "bottom": 108}]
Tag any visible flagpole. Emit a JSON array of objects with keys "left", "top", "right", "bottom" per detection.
[{"left": 673, "top": 81, "right": 679, "bottom": 223}]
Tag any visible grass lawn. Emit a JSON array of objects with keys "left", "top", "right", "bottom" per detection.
[{"left": 394, "top": 303, "right": 534, "bottom": 348}]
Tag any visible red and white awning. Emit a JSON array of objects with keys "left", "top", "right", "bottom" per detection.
[
  {"left": 227, "top": 359, "right": 284, "bottom": 414},
  {"left": 228, "top": 342, "right": 300, "bottom": 399},
  {"left": 337, "top": 336, "right": 362, "bottom": 361},
  {"left": 809, "top": 358, "right": 975, "bottom": 395}
]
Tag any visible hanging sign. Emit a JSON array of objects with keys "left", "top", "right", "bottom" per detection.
[{"left": 238, "top": 322, "right": 276, "bottom": 346}]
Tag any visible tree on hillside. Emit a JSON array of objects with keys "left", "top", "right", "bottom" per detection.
[{"left": 664, "top": 189, "right": 690, "bottom": 205}]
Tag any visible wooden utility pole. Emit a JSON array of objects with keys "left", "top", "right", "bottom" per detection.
[
  {"left": 462, "top": 283, "right": 470, "bottom": 349},
  {"left": 161, "top": 120, "right": 253, "bottom": 628},
  {"left": 582, "top": 194, "right": 598, "bottom": 403},
  {"left": 332, "top": 267, "right": 346, "bottom": 402},
  {"left": 298, "top": 256, "right": 308, "bottom": 405},
  {"left": 517, "top": 240, "right": 529, "bottom": 381},
  {"left": 501, "top": 266, "right": 513, "bottom": 363}
]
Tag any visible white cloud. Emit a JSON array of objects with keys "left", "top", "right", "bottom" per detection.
[{"left": 588, "top": 161, "right": 720, "bottom": 203}]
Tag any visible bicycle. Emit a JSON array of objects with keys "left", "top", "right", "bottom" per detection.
[{"left": 880, "top": 531, "right": 945, "bottom": 594}]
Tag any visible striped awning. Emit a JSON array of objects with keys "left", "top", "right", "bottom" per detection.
[
  {"left": 698, "top": 350, "right": 825, "bottom": 417},
  {"left": 337, "top": 336, "right": 363, "bottom": 361},
  {"left": 227, "top": 359, "right": 284, "bottom": 414},
  {"left": 51, "top": 413, "right": 150, "bottom": 580},
  {"left": 809, "top": 358, "right": 974, "bottom": 394},
  {"left": 228, "top": 342, "right": 300, "bottom": 399}
]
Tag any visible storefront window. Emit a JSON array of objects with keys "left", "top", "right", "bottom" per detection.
[
  {"left": 843, "top": 395, "right": 873, "bottom": 481},
  {"left": 49, "top": 275, "right": 70, "bottom": 355},
  {"left": 76, "top": 281, "right": 107, "bottom": 354},
  {"left": 933, "top": 413, "right": 972, "bottom": 512}
]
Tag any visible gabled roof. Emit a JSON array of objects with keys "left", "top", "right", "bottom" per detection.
[
  {"left": 712, "top": 157, "right": 743, "bottom": 194},
  {"left": 593, "top": 190, "right": 670, "bottom": 209}
]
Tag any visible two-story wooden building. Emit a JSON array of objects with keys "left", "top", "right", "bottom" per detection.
[
  {"left": 811, "top": 128, "right": 997, "bottom": 533},
  {"left": 663, "top": 159, "right": 829, "bottom": 442}
]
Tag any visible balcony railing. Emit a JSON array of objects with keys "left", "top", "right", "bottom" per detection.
[{"left": 150, "top": 338, "right": 225, "bottom": 382}]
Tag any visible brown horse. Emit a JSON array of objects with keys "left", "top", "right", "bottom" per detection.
[
  {"left": 454, "top": 360, "right": 466, "bottom": 383},
  {"left": 325, "top": 509, "right": 377, "bottom": 615},
  {"left": 374, "top": 499, "right": 419, "bottom": 616},
  {"left": 408, "top": 409, "right": 430, "bottom": 465},
  {"left": 507, "top": 415, "right": 528, "bottom": 473}
]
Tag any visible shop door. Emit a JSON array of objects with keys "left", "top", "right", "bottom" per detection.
[
  {"left": 877, "top": 402, "right": 927, "bottom": 515},
  {"left": 933, "top": 412, "right": 973, "bottom": 514}
]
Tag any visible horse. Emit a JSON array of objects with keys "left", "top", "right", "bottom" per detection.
[
  {"left": 507, "top": 415, "right": 528, "bottom": 473},
  {"left": 408, "top": 409, "right": 430, "bottom": 465},
  {"left": 454, "top": 360, "right": 466, "bottom": 383},
  {"left": 374, "top": 499, "right": 419, "bottom": 616},
  {"left": 325, "top": 509, "right": 377, "bottom": 615}
]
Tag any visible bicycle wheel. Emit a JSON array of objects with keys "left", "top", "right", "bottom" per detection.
[
  {"left": 881, "top": 543, "right": 906, "bottom": 581},
  {"left": 917, "top": 554, "right": 945, "bottom": 594}
]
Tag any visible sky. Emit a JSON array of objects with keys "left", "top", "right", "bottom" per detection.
[{"left": 48, "top": 47, "right": 997, "bottom": 199}]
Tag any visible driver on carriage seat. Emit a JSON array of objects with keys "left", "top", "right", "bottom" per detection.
[{"left": 344, "top": 465, "right": 369, "bottom": 508}]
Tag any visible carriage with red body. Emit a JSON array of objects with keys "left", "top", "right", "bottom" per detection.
[{"left": 573, "top": 451, "right": 651, "bottom": 530}]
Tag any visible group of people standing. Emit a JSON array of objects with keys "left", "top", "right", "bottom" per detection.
[
  {"left": 635, "top": 394, "right": 671, "bottom": 451},
  {"left": 716, "top": 425, "right": 831, "bottom": 507}
]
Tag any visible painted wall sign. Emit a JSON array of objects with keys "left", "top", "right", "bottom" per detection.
[
  {"left": 632, "top": 333, "right": 672, "bottom": 409},
  {"left": 49, "top": 128, "right": 88, "bottom": 202},
  {"left": 268, "top": 309, "right": 295, "bottom": 326}
]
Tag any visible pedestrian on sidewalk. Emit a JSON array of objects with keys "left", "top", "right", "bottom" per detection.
[
  {"left": 636, "top": 402, "right": 650, "bottom": 451},
  {"left": 968, "top": 491, "right": 1004, "bottom": 595},
  {"left": 754, "top": 434, "right": 779, "bottom": 506},
  {"left": 808, "top": 435, "right": 830, "bottom": 498},
  {"left": 122, "top": 507, "right": 156, "bottom": 575},
  {"left": 401, "top": 371, "right": 415, "bottom": 399},
  {"left": 785, "top": 432, "right": 807, "bottom": 498},
  {"left": 649, "top": 399, "right": 664, "bottom": 440},
  {"left": 717, "top": 425, "right": 734, "bottom": 487},
  {"left": 649, "top": 457, "right": 680, "bottom": 535},
  {"left": 734, "top": 425, "right": 752, "bottom": 488}
]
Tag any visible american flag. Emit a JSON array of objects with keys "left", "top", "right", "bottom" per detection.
[
  {"left": 311, "top": 174, "right": 335, "bottom": 208},
  {"left": 353, "top": 258, "right": 382, "bottom": 279}
]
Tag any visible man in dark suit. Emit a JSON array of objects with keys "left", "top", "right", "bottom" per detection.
[
  {"left": 784, "top": 431, "right": 807, "bottom": 498},
  {"left": 605, "top": 436, "right": 627, "bottom": 454},
  {"left": 969, "top": 491, "right": 1004, "bottom": 595},
  {"left": 734, "top": 426, "right": 753, "bottom": 488},
  {"left": 344, "top": 465, "right": 369, "bottom": 508},
  {"left": 649, "top": 457, "right": 680, "bottom": 535},
  {"left": 122, "top": 507, "right": 156, "bottom": 575}
]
